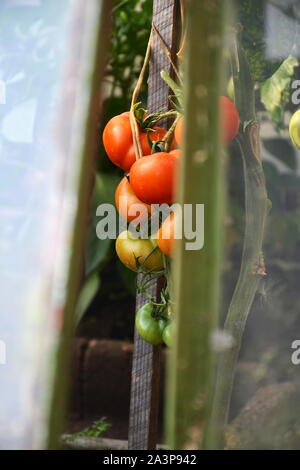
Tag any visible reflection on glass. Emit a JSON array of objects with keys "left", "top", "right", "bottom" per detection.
[
  {"left": 219, "top": 0, "right": 300, "bottom": 450},
  {"left": 0, "top": 0, "right": 72, "bottom": 450}
]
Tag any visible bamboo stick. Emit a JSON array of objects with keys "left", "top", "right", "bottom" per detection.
[{"left": 165, "top": 0, "right": 226, "bottom": 450}]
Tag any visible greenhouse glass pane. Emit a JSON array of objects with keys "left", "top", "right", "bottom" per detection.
[
  {"left": 0, "top": 0, "right": 78, "bottom": 449},
  {"left": 210, "top": 0, "right": 300, "bottom": 450}
]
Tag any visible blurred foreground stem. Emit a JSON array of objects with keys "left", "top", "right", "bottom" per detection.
[{"left": 166, "top": 0, "right": 226, "bottom": 450}]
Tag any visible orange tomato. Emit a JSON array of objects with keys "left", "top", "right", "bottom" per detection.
[
  {"left": 103, "top": 112, "right": 167, "bottom": 171},
  {"left": 115, "top": 176, "right": 152, "bottom": 224},
  {"left": 220, "top": 96, "right": 240, "bottom": 143},
  {"left": 130, "top": 151, "right": 178, "bottom": 205},
  {"left": 174, "top": 116, "right": 184, "bottom": 147},
  {"left": 157, "top": 212, "right": 175, "bottom": 257}
]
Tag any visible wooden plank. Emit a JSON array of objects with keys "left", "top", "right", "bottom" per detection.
[
  {"left": 128, "top": 0, "right": 180, "bottom": 451},
  {"left": 62, "top": 435, "right": 168, "bottom": 450}
]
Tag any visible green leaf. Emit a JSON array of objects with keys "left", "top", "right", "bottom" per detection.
[
  {"left": 160, "top": 70, "right": 183, "bottom": 110},
  {"left": 75, "top": 272, "right": 100, "bottom": 324},
  {"left": 263, "top": 137, "right": 297, "bottom": 170},
  {"left": 67, "top": 418, "right": 111, "bottom": 441},
  {"left": 260, "top": 56, "right": 299, "bottom": 129},
  {"left": 86, "top": 172, "right": 120, "bottom": 275}
]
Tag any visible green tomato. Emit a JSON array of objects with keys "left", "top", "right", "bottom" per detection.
[
  {"left": 135, "top": 303, "right": 167, "bottom": 345},
  {"left": 289, "top": 109, "right": 300, "bottom": 149},
  {"left": 162, "top": 322, "right": 173, "bottom": 347}
]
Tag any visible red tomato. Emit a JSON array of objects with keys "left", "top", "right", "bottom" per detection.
[
  {"left": 102, "top": 112, "right": 167, "bottom": 171},
  {"left": 220, "top": 96, "right": 240, "bottom": 143},
  {"left": 169, "top": 149, "right": 181, "bottom": 159},
  {"left": 175, "top": 116, "right": 184, "bottom": 147},
  {"left": 157, "top": 212, "right": 174, "bottom": 257},
  {"left": 115, "top": 176, "right": 152, "bottom": 224},
  {"left": 129, "top": 151, "right": 179, "bottom": 205}
]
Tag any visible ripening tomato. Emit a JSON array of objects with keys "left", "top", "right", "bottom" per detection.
[
  {"left": 220, "top": 96, "right": 240, "bottom": 143},
  {"left": 135, "top": 303, "right": 167, "bottom": 345},
  {"left": 102, "top": 112, "right": 167, "bottom": 171},
  {"left": 115, "top": 176, "right": 152, "bottom": 224},
  {"left": 157, "top": 212, "right": 175, "bottom": 257},
  {"left": 129, "top": 150, "right": 179, "bottom": 205},
  {"left": 289, "top": 109, "right": 300, "bottom": 149},
  {"left": 170, "top": 149, "right": 181, "bottom": 159},
  {"left": 175, "top": 116, "right": 184, "bottom": 147},
  {"left": 116, "top": 230, "right": 164, "bottom": 272}
]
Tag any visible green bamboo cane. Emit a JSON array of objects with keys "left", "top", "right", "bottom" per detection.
[
  {"left": 165, "top": 0, "right": 227, "bottom": 450},
  {"left": 206, "top": 34, "right": 270, "bottom": 448}
]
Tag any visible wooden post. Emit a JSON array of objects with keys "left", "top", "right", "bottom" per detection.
[{"left": 128, "top": 0, "right": 180, "bottom": 451}]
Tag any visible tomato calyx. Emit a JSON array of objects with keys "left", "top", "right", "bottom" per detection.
[
  {"left": 116, "top": 230, "right": 164, "bottom": 273},
  {"left": 137, "top": 272, "right": 170, "bottom": 315},
  {"left": 132, "top": 102, "right": 178, "bottom": 153},
  {"left": 133, "top": 102, "right": 178, "bottom": 132},
  {"left": 148, "top": 138, "right": 165, "bottom": 154},
  {"left": 121, "top": 230, "right": 164, "bottom": 274},
  {"left": 133, "top": 103, "right": 148, "bottom": 128},
  {"left": 133, "top": 102, "right": 160, "bottom": 132},
  {"left": 139, "top": 300, "right": 169, "bottom": 325},
  {"left": 133, "top": 245, "right": 163, "bottom": 274}
]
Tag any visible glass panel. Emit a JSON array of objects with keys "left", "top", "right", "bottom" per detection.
[
  {"left": 214, "top": 0, "right": 300, "bottom": 450},
  {"left": 0, "top": 0, "right": 78, "bottom": 450}
]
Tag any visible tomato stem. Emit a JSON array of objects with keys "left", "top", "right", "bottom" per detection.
[
  {"left": 130, "top": 29, "right": 153, "bottom": 159},
  {"left": 162, "top": 114, "right": 181, "bottom": 151},
  {"left": 177, "top": 0, "right": 187, "bottom": 62},
  {"left": 141, "top": 110, "right": 179, "bottom": 131}
]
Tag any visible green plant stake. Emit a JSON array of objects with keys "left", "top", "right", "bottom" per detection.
[{"left": 165, "top": 0, "right": 226, "bottom": 450}]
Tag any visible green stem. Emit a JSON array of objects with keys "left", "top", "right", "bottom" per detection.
[
  {"left": 142, "top": 110, "right": 179, "bottom": 130},
  {"left": 163, "top": 114, "right": 180, "bottom": 151},
  {"left": 208, "top": 124, "right": 270, "bottom": 448}
]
